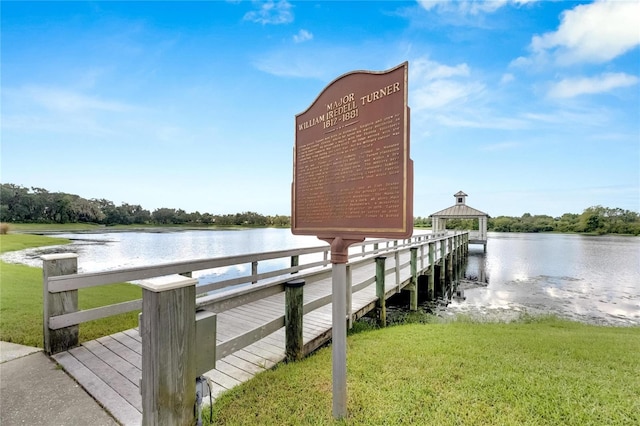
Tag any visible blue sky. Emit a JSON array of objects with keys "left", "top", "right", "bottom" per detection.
[{"left": 2, "top": 0, "right": 639, "bottom": 218}]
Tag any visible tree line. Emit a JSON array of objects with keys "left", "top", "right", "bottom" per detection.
[
  {"left": 0, "top": 183, "right": 291, "bottom": 227},
  {"left": 415, "top": 207, "right": 640, "bottom": 235},
  {"left": 2, "top": 183, "right": 638, "bottom": 235}
]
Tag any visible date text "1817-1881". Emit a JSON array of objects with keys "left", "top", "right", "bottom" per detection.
[{"left": 324, "top": 93, "right": 358, "bottom": 129}]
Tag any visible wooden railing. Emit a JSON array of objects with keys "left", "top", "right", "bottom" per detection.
[
  {"left": 42, "top": 232, "right": 445, "bottom": 346},
  {"left": 42, "top": 230, "right": 466, "bottom": 424}
]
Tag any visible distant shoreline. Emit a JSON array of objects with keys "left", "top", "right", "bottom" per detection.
[{"left": 4, "top": 223, "right": 288, "bottom": 235}]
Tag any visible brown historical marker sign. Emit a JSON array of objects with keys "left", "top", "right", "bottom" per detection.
[{"left": 292, "top": 62, "right": 413, "bottom": 240}]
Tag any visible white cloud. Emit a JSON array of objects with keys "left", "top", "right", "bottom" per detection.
[
  {"left": 244, "top": 0, "right": 293, "bottom": 25},
  {"left": 416, "top": 0, "right": 537, "bottom": 15},
  {"left": 522, "top": 107, "right": 610, "bottom": 127},
  {"left": 501, "top": 73, "right": 515, "bottom": 84},
  {"left": 435, "top": 113, "right": 528, "bottom": 130},
  {"left": 252, "top": 50, "right": 329, "bottom": 79},
  {"left": 530, "top": 0, "right": 640, "bottom": 65},
  {"left": 19, "top": 86, "right": 135, "bottom": 113},
  {"left": 409, "top": 57, "right": 482, "bottom": 110},
  {"left": 293, "top": 29, "right": 312, "bottom": 43},
  {"left": 548, "top": 72, "right": 639, "bottom": 98},
  {"left": 411, "top": 57, "right": 470, "bottom": 80},
  {"left": 408, "top": 57, "right": 531, "bottom": 131},
  {"left": 412, "top": 79, "right": 482, "bottom": 109},
  {"left": 480, "top": 141, "right": 520, "bottom": 151}
]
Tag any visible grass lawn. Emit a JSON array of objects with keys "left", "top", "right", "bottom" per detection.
[
  {"left": 0, "top": 233, "right": 141, "bottom": 347},
  {"left": 6, "top": 223, "right": 106, "bottom": 233},
  {"left": 208, "top": 317, "right": 639, "bottom": 426}
]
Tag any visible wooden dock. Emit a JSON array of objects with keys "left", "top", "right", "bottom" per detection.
[{"left": 43, "top": 232, "right": 468, "bottom": 425}]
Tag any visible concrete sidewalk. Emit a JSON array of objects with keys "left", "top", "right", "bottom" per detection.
[{"left": 0, "top": 341, "right": 119, "bottom": 425}]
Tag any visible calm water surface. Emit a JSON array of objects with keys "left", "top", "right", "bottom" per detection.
[
  {"left": 4, "top": 229, "right": 638, "bottom": 326},
  {"left": 448, "top": 232, "right": 639, "bottom": 326},
  {"left": 3, "top": 228, "right": 324, "bottom": 285}
]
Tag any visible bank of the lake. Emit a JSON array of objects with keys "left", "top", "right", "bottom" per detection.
[
  {"left": 0, "top": 234, "right": 141, "bottom": 347},
  {"left": 206, "top": 317, "right": 639, "bottom": 426}
]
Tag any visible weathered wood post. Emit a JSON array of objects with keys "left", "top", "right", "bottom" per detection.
[
  {"left": 427, "top": 242, "right": 435, "bottom": 301},
  {"left": 453, "top": 235, "right": 460, "bottom": 284},
  {"left": 375, "top": 256, "right": 387, "bottom": 327},
  {"left": 394, "top": 251, "right": 401, "bottom": 293},
  {"left": 251, "top": 261, "right": 258, "bottom": 283},
  {"left": 465, "top": 233, "right": 469, "bottom": 256},
  {"left": 140, "top": 276, "right": 197, "bottom": 426},
  {"left": 433, "top": 264, "right": 440, "bottom": 298},
  {"left": 439, "top": 239, "right": 446, "bottom": 290},
  {"left": 409, "top": 248, "right": 418, "bottom": 311},
  {"left": 447, "top": 237, "right": 454, "bottom": 284},
  {"left": 42, "top": 254, "right": 79, "bottom": 355},
  {"left": 450, "top": 234, "right": 455, "bottom": 264},
  {"left": 454, "top": 234, "right": 458, "bottom": 260},
  {"left": 285, "top": 279, "right": 305, "bottom": 362},
  {"left": 290, "top": 255, "right": 299, "bottom": 273}
]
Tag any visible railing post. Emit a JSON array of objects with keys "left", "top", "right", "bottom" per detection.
[
  {"left": 451, "top": 235, "right": 460, "bottom": 267},
  {"left": 464, "top": 233, "right": 469, "bottom": 255},
  {"left": 453, "top": 234, "right": 458, "bottom": 265},
  {"left": 447, "top": 237, "right": 454, "bottom": 285},
  {"left": 394, "top": 251, "right": 401, "bottom": 293},
  {"left": 251, "top": 261, "right": 258, "bottom": 283},
  {"left": 439, "top": 239, "right": 446, "bottom": 292},
  {"left": 42, "top": 253, "right": 79, "bottom": 355},
  {"left": 375, "top": 257, "right": 387, "bottom": 327},
  {"left": 285, "top": 279, "right": 305, "bottom": 362},
  {"left": 409, "top": 248, "right": 418, "bottom": 311},
  {"left": 140, "top": 276, "right": 197, "bottom": 426},
  {"left": 290, "top": 255, "right": 299, "bottom": 273},
  {"left": 428, "top": 242, "right": 435, "bottom": 301}
]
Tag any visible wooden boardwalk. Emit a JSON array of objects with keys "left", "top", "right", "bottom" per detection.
[{"left": 46, "top": 234, "right": 467, "bottom": 425}]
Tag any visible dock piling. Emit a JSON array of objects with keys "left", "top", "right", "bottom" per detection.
[
  {"left": 375, "top": 256, "right": 387, "bottom": 327},
  {"left": 285, "top": 279, "right": 305, "bottom": 362},
  {"left": 409, "top": 248, "right": 418, "bottom": 311}
]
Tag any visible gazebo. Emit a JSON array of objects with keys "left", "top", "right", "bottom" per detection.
[{"left": 430, "top": 191, "right": 489, "bottom": 251}]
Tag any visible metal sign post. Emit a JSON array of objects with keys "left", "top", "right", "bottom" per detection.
[
  {"left": 320, "top": 237, "right": 363, "bottom": 418},
  {"left": 292, "top": 62, "right": 412, "bottom": 420}
]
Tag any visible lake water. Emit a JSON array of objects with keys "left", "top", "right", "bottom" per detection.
[
  {"left": 3, "top": 229, "right": 638, "bottom": 326},
  {"left": 445, "top": 232, "right": 639, "bottom": 326},
  {"left": 2, "top": 228, "right": 326, "bottom": 285}
]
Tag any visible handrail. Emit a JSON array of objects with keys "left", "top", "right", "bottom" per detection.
[{"left": 43, "top": 231, "right": 465, "bottom": 333}]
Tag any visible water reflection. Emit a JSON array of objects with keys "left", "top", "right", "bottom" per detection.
[{"left": 438, "top": 233, "right": 640, "bottom": 326}]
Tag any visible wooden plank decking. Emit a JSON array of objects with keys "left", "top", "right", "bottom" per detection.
[{"left": 52, "top": 249, "right": 438, "bottom": 425}]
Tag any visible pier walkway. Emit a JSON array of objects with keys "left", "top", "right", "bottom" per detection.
[{"left": 43, "top": 232, "right": 468, "bottom": 425}]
